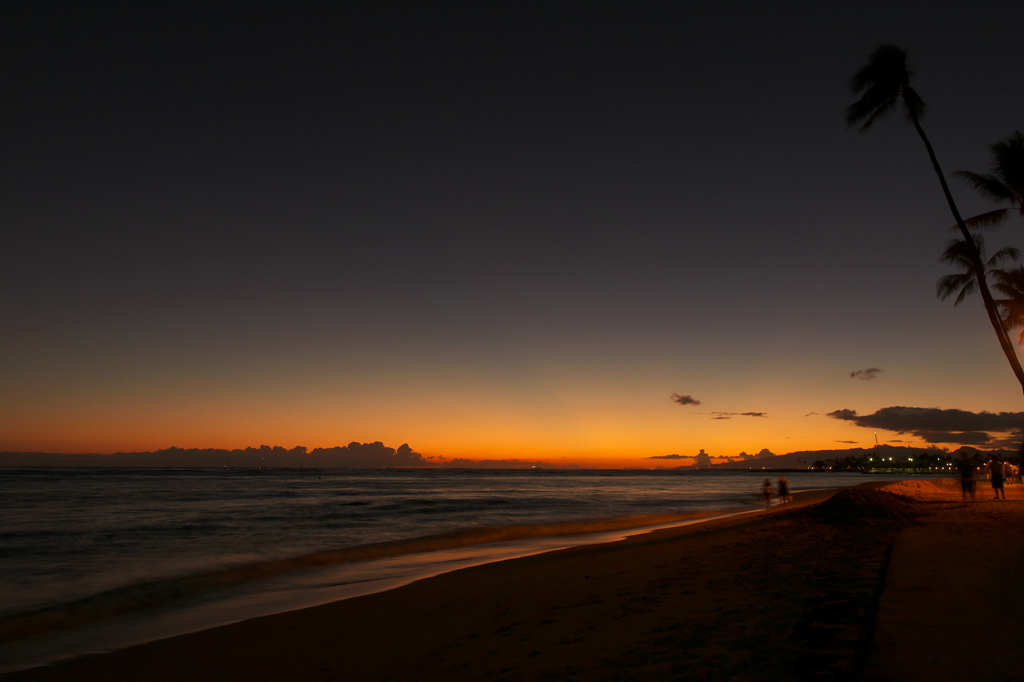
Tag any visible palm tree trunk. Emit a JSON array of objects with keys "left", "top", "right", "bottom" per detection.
[{"left": 910, "top": 114, "right": 1024, "bottom": 395}]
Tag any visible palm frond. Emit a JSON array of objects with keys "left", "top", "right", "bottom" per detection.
[
  {"left": 997, "top": 295, "right": 1024, "bottom": 338},
  {"left": 991, "top": 131, "right": 1024, "bottom": 196},
  {"left": 845, "top": 84, "right": 898, "bottom": 128},
  {"left": 849, "top": 45, "right": 913, "bottom": 93},
  {"left": 989, "top": 245, "right": 1022, "bottom": 267},
  {"left": 1000, "top": 303, "right": 1024, "bottom": 330},
  {"left": 938, "top": 237, "right": 981, "bottom": 270},
  {"left": 937, "top": 237, "right": 1019, "bottom": 308},
  {"left": 845, "top": 97, "right": 893, "bottom": 130},
  {"left": 992, "top": 267, "right": 1024, "bottom": 299},
  {"left": 953, "top": 284, "right": 976, "bottom": 306},
  {"left": 936, "top": 273, "right": 974, "bottom": 305},
  {"left": 846, "top": 44, "right": 919, "bottom": 132},
  {"left": 1002, "top": 308, "right": 1024, "bottom": 329},
  {"left": 956, "top": 132, "right": 1024, "bottom": 213},
  {"left": 957, "top": 208, "right": 1010, "bottom": 231},
  {"left": 992, "top": 264, "right": 1024, "bottom": 341},
  {"left": 955, "top": 170, "right": 1016, "bottom": 201}
]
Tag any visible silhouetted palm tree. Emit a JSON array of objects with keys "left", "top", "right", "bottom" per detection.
[
  {"left": 847, "top": 45, "right": 1024, "bottom": 394},
  {"left": 937, "top": 235, "right": 1019, "bottom": 305},
  {"left": 955, "top": 131, "right": 1024, "bottom": 229},
  {"left": 992, "top": 266, "right": 1024, "bottom": 342}
]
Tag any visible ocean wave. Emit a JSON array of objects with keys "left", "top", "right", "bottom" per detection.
[{"left": 0, "top": 509, "right": 727, "bottom": 645}]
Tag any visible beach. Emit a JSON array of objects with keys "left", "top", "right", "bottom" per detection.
[{"left": 4, "top": 477, "right": 1019, "bottom": 681}]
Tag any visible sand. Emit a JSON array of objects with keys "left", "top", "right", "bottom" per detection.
[
  {"left": 863, "top": 479, "right": 1024, "bottom": 682},
  {"left": 3, "top": 479, "right": 1022, "bottom": 681}
]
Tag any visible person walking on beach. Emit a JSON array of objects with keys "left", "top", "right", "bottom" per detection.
[
  {"left": 989, "top": 455, "right": 1006, "bottom": 499},
  {"left": 957, "top": 453, "right": 977, "bottom": 505},
  {"left": 777, "top": 475, "right": 791, "bottom": 506},
  {"left": 761, "top": 478, "right": 772, "bottom": 510}
]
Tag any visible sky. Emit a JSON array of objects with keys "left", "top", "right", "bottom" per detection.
[{"left": 2, "top": 1, "right": 1024, "bottom": 466}]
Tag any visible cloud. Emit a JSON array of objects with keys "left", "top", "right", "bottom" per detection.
[
  {"left": 850, "top": 367, "right": 884, "bottom": 380},
  {"left": 711, "top": 411, "right": 767, "bottom": 420},
  {"left": 915, "top": 431, "right": 992, "bottom": 445},
  {"left": 804, "top": 412, "right": 820, "bottom": 417},
  {"left": 827, "top": 406, "right": 1024, "bottom": 432},
  {"left": 648, "top": 453, "right": 686, "bottom": 459},
  {"left": 835, "top": 440, "right": 858, "bottom": 444},
  {"left": 827, "top": 406, "right": 1024, "bottom": 447},
  {"left": 670, "top": 393, "right": 701, "bottom": 406}
]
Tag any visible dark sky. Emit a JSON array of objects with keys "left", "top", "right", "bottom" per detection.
[{"left": 3, "top": 1, "right": 1023, "bottom": 460}]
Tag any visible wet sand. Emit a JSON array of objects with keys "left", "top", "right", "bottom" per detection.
[{"left": 3, "top": 479, "right": 1021, "bottom": 681}]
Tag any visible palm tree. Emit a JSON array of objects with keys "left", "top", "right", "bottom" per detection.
[
  {"left": 992, "top": 266, "right": 1024, "bottom": 342},
  {"left": 937, "top": 235, "right": 1019, "bottom": 305},
  {"left": 955, "top": 131, "right": 1024, "bottom": 229},
  {"left": 847, "top": 45, "right": 1024, "bottom": 394}
]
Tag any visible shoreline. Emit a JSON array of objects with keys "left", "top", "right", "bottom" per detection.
[
  {"left": 0, "top": 486, "right": 845, "bottom": 679},
  {"left": 4, "top": 468, "right": 882, "bottom": 628},
  {"left": 9, "top": 478, "right": 1017, "bottom": 680},
  {"left": 0, "top": 506, "right": 775, "bottom": 674}
]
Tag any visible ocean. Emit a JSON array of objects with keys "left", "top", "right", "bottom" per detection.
[{"left": 0, "top": 467, "right": 933, "bottom": 672}]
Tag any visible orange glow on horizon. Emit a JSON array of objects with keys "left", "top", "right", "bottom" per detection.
[
  {"left": 0, "top": 426, "right": 963, "bottom": 469},
  {"left": 2, "top": 367, "right": 1012, "bottom": 465}
]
